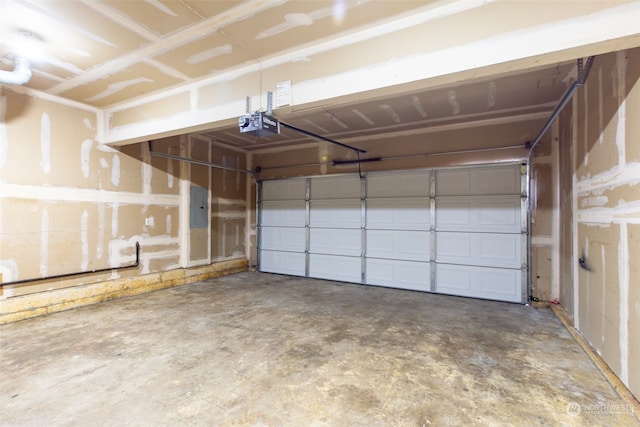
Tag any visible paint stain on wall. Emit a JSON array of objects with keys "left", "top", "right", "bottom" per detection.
[
  {"left": 81, "top": 139, "right": 93, "bottom": 178},
  {"left": 111, "top": 154, "right": 121, "bottom": 187}
]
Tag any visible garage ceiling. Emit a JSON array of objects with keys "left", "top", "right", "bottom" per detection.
[
  {"left": 0, "top": 0, "right": 435, "bottom": 107},
  {"left": 2, "top": 1, "right": 634, "bottom": 151},
  {"left": 198, "top": 62, "right": 574, "bottom": 152}
]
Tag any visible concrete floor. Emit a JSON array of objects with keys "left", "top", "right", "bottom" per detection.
[{"left": 1, "top": 272, "right": 637, "bottom": 426}]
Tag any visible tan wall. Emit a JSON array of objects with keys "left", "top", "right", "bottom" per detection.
[
  {"left": 530, "top": 130, "right": 556, "bottom": 303},
  {"left": 208, "top": 142, "right": 248, "bottom": 263},
  {"left": 558, "top": 104, "right": 575, "bottom": 315},
  {"left": 252, "top": 120, "right": 538, "bottom": 180},
  {"left": 559, "top": 48, "right": 640, "bottom": 399},
  {"left": 0, "top": 91, "right": 247, "bottom": 305}
]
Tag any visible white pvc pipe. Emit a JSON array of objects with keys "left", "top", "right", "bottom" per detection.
[{"left": 0, "top": 57, "right": 32, "bottom": 85}]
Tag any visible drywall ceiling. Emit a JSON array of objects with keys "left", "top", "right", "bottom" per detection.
[
  {"left": 1, "top": 0, "right": 638, "bottom": 150},
  {"left": 198, "top": 61, "right": 575, "bottom": 152},
  {"left": 0, "top": 0, "right": 433, "bottom": 107}
]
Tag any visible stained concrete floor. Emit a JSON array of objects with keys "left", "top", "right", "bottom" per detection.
[{"left": 1, "top": 272, "right": 637, "bottom": 426}]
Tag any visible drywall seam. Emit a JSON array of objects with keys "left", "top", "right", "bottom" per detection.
[
  {"left": 49, "top": 0, "right": 289, "bottom": 95},
  {"left": 575, "top": 163, "right": 640, "bottom": 195},
  {"left": 111, "top": 154, "right": 120, "bottom": 187},
  {"left": 619, "top": 222, "right": 630, "bottom": 385},
  {"left": 0, "top": 183, "right": 179, "bottom": 206},
  {"left": 80, "top": 0, "right": 160, "bottom": 42},
  {"left": 111, "top": 202, "right": 119, "bottom": 238},
  {"left": 576, "top": 201, "right": 640, "bottom": 224},
  {"left": 141, "top": 142, "right": 152, "bottom": 195},
  {"left": 2, "top": 85, "right": 102, "bottom": 114}
]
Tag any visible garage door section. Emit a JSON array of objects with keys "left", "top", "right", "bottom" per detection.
[
  {"left": 309, "top": 175, "right": 363, "bottom": 282},
  {"left": 365, "top": 170, "right": 431, "bottom": 291},
  {"left": 259, "top": 179, "right": 307, "bottom": 276},
  {"left": 435, "top": 165, "right": 525, "bottom": 302}
]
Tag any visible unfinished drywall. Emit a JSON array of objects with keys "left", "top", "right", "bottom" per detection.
[
  {"left": 558, "top": 104, "right": 575, "bottom": 315},
  {"left": 252, "top": 120, "right": 539, "bottom": 180},
  {"left": 529, "top": 133, "right": 556, "bottom": 303},
  {"left": 558, "top": 47, "right": 640, "bottom": 400},
  {"left": 0, "top": 89, "right": 184, "bottom": 295},
  {"left": 205, "top": 139, "right": 248, "bottom": 263},
  {"left": 0, "top": 90, "right": 248, "bottom": 318}
]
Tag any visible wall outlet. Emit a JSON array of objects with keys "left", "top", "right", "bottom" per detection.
[{"left": 145, "top": 216, "right": 155, "bottom": 227}]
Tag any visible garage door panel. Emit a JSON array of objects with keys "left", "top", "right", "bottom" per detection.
[
  {"left": 366, "top": 259, "right": 430, "bottom": 291},
  {"left": 261, "top": 201, "right": 306, "bottom": 227},
  {"left": 366, "top": 230, "right": 430, "bottom": 261},
  {"left": 436, "top": 264, "right": 521, "bottom": 302},
  {"left": 310, "top": 228, "right": 361, "bottom": 256},
  {"left": 437, "top": 165, "right": 519, "bottom": 196},
  {"left": 260, "top": 250, "right": 306, "bottom": 276},
  {"left": 367, "top": 198, "right": 430, "bottom": 230},
  {"left": 367, "top": 171, "right": 430, "bottom": 197},
  {"left": 309, "top": 254, "right": 361, "bottom": 282},
  {"left": 310, "top": 199, "right": 361, "bottom": 228},
  {"left": 311, "top": 176, "right": 361, "bottom": 199},
  {"left": 261, "top": 227, "right": 306, "bottom": 252},
  {"left": 262, "top": 179, "right": 307, "bottom": 200},
  {"left": 436, "top": 232, "right": 521, "bottom": 268},
  {"left": 436, "top": 196, "right": 520, "bottom": 233}
]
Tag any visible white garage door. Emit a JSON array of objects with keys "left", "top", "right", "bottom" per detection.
[{"left": 258, "top": 164, "right": 527, "bottom": 303}]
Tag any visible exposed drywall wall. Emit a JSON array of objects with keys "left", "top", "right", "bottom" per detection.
[
  {"left": 208, "top": 141, "right": 247, "bottom": 263},
  {"left": 0, "top": 91, "right": 247, "bottom": 310},
  {"left": 530, "top": 142, "right": 555, "bottom": 303},
  {"left": 563, "top": 48, "right": 640, "bottom": 400}
]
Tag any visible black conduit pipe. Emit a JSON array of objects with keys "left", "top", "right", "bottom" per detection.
[{"left": 0, "top": 242, "right": 140, "bottom": 286}]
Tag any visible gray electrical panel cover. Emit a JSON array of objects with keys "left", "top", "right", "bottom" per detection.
[{"left": 190, "top": 186, "right": 208, "bottom": 229}]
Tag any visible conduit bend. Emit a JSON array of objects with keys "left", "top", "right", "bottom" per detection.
[{"left": 0, "top": 56, "right": 32, "bottom": 85}]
